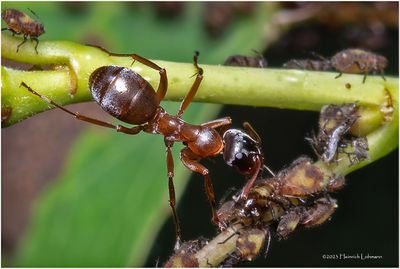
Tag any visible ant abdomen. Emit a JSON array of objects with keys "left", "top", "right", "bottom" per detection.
[{"left": 89, "top": 65, "right": 159, "bottom": 125}]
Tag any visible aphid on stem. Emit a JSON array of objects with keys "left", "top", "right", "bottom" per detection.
[{"left": 1, "top": 8, "right": 45, "bottom": 54}]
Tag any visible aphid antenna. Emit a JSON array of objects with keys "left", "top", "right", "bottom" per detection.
[
  {"left": 28, "top": 8, "right": 41, "bottom": 20},
  {"left": 263, "top": 164, "right": 275, "bottom": 177},
  {"left": 311, "top": 51, "right": 329, "bottom": 61}
]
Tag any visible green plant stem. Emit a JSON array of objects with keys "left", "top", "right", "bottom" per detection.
[{"left": 2, "top": 33, "right": 398, "bottom": 175}]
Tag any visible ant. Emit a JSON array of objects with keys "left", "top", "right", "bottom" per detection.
[
  {"left": 2, "top": 8, "right": 45, "bottom": 54},
  {"left": 20, "top": 47, "right": 272, "bottom": 248}
]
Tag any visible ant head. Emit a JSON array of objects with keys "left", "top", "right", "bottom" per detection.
[{"left": 222, "top": 129, "right": 262, "bottom": 175}]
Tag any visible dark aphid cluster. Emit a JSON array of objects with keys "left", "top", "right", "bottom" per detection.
[
  {"left": 1, "top": 8, "right": 45, "bottom": 53},
  {"left": 215, "top": 156, "right": 343, "bottom": 265},
  {"left": 283, "top": 48, "right": 388, "bottom": 83},
  {"left": 307, "top": 103, "right": 369, "bottom": 164}
]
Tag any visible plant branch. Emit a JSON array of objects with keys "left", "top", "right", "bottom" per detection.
[{"left": 1, "top": 33, "right": 398, "bottom": 178}]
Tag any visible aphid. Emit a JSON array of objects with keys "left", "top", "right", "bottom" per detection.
[
  {"left": 1, "top": 8, "right": 45, "bottom": 54},
  {"left": 276, "top": 196, "right": 338, "bottom": 239},
  {"left": 283, "top": 59, "right": 332, "bottom": 71},
  {"left": 222, "top": 122, "right": 274, "bottom": 200},
  {"left": 163, "top": 237, "right": 208, "bottom": 267},
  {"left": 331, "top": 48, "right": 388, "bottom": 83},
  {"left": 224, "top": 54, "right": 267, "bottom": 68},
  {"left": 307, "top": 103, "right": 361, "bottom": 164},
  {"left": 235, "top": 227, "right": 270, "bottom": 261}
]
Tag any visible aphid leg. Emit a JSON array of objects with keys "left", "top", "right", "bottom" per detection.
[
  {"left": 1, "top": 28, "right": 9, "bottom": 31},
  {"left": 88, "top": 44, "right": 168, "bottom": 102},
  {"left": 31, "top": 37, "right": 39, "bottom": 54},
  {"left": 16, "top": 35, "right": 28, "bottom": 52},
  {"left": 20, "top": 82, "right": 143, "bottom": 135},
  {"left": 380, "top": 70, "right": 387, "bottom": 81},
  {"left": 239, "top": 155, "right": 262, "bottom": 200},
  {"left": 334, "top": 72, "right": 343, "bottom": 79},
  {"left": 176, "top": 51, "right": 203, "bottom": 118},
  {"left": 165, "top": 140, "right": 182, "bottom": 250},
  {"left": 180, "top": 147, "right": 220, "bottom": 226},
  {"left": 362, "top": 73, "right": 367, "bottom": 84},
  {"left": 263, "top": 228, "right": 272, "bottom": 258}
]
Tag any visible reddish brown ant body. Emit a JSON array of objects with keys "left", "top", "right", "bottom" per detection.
[
  {"left": 20, "top": 48, "right": 272, "bottom": 248},
  {"left": 1, "top": 8, "right": 45, "bottom": 54}
]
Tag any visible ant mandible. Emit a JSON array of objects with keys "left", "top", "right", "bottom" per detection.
[{"left": 20, "top": 47, "right": 273, "bottom": 248}]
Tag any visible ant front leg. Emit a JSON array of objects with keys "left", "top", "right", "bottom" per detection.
[
  {"left": 164, "top": 139, "right": 182, "bottom": 250},
  {"left": 180, "top": 147, "right": 220, "bottom": 227},
  {"left": 239, "top": 155, "right": 262, "bottom": 200},
  {"left": 89, "top": 45, "right": 168, "bottom": 102},
  {"left": 20, "top": 82, "right": 143, "bottom": 135}
]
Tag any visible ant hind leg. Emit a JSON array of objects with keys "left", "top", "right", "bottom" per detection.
[{"left": 20, "top": 82, "right": 143, "bottom": 135}]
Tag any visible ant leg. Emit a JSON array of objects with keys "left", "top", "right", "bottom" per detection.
[
  {"left": 176, "top": 51, "right": 203, "bottom": 118},
  {"left": 20, "top": 82, "right": 143, "bottom": 135},
  {"left": 201, "top": 116, "right": 232, "bottom": 129},
  {"left": 1, "top": 28, "right": 9, "bottom": 31},
  {"left": 31, "top": 37, "right": 39, "bottom": 54},
  {"left": 180, "top": 147, "right": 219, "bottom": 226},
  {"left": 16, "top": 35, "right": 28, "bottom": 52},
  {"left": 87, "top": 44, "right": 168, "bottom": 102},
  {"left": 243, "top": 122, "right": 275, "bottom": 177},
  {"left": 165, "top": 140, "right": 182, "bottom": 250},
  {"left": 239, "top": 155, "right": 262, "bottom": 200}
]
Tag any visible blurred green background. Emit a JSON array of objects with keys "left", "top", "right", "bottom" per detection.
[{"left": 1, "top": 2, "right": 398, "bottom": 267}]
